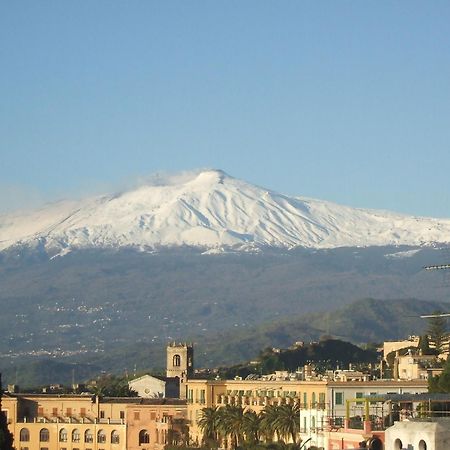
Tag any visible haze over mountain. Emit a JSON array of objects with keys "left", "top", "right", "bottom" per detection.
[{"left": 1, "top": 169, "right": 450, "bottom": 257}]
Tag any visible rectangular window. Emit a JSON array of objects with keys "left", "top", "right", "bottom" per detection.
[
  {"left": 80, "top": 408, "right": 86, "bottom": 417},
  {"left": 38, "top": 407, "right": 44, "bottom": 416},
  {"left": 370, "top": 392, "right": 377, "bottom": 405},
  {"left": 356, "top": 392, "right": 363, "bottom": 399},
  {"left": 66, "top": 408, "right": 72, "bottom": 417},
  {"left": 150, "top": 412, "right": 156, "bottom": 420},
  {"left": 52, "top": 408, "right": 58, "bottom": 416},
  {"left": 200, "top": 390, "right": 206, "bottom": 404},
  {"left": 303, "top": 417, "right": 307, "bottom": 433},
  {"left": 120, "top": 411, "right": 125, "bottom": 419},
  {"left": 303, "top": 392, "right": 307, "bottom": 407},
  {"left": 319, "top": 393, "right": 325, "bottom": 404},
  {"left": 335, "top": 392, "right": 344, "bottom": 405},
  {"left": 134, "top": 411, "right": 140, "bottom": 420}
]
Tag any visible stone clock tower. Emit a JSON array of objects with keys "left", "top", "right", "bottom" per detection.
[{"left": 166, "top": 342, "right": 194, "bottom": 399}]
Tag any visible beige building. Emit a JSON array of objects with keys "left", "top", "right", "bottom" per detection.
[
  {"left": 186, "top": 377, "right": 328, "bottom": 449},
  {"left": 2, "top": 394, "right": 186, "bottom": 450}
]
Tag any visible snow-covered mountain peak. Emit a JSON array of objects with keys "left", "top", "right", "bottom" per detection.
[{"left": 1, "top": 170, "right": 450, "bottom": 256}]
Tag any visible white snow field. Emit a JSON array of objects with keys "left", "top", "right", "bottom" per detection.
[{"left": 1, "top": 169, "right": 450, "bottom": 255}]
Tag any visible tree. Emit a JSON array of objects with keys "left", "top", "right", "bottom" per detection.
[
  {"left": 90, "top": 374, "right": 137, "bottom": 397},
  {"left": 198, "top": 407, "right": 221, "bottom": 448},
  {"left": 427, "top": 312, "right": 449, "bottom": 355},
  {"left": 217, "top": 405, "right": 245, "bottom": 449},
  {"left": 418, "top": 334, "right": 434, "bottom": 355},
  {"left": 274, "top": 403, "right": 300, "bottom": 445},
  {"left": 259, "top": 405, "right": 280, "bottom": 442},
  {"left": 0, "top": 374, "right": 13, "bottom": 450},
  {"left": 242, "top": 410, "right": 260, "bottom": 445}
]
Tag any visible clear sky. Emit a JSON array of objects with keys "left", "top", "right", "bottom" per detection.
[{"left": 1, "top": 1, "right": 450, "bottom": 217}]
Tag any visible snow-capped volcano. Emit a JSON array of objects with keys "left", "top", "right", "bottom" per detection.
[{"left": 1, "top": 169, "right": 450, "bottom": 256}]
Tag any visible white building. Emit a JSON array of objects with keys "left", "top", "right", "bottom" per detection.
[
  {"left": 385, "top": 419, "right": 450, "bottom": 450},
  {"left": 128, "top": 374, "right": 179, "bottom": 398}
]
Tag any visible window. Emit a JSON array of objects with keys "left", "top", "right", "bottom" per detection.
[
  {"left": 335, "top": 392, "right": 344, "bottom": 405},
  {"left": 134, "top": 411, "right": 140, "bottom": 420},
  {"left": 419, "top": 440, "right": 427, "bottom": 450},
  {"left": 100, "top": 410, "right": 105, "bottom": 419},
  {"left": 319, "top": 392, "right": 325, "bottom": 406},
  {"left": 72, "top": 429, "right": 80, "bottom": 443},
  {"left": 303, "top": 417, "right": 307, "bottom": 433},
  {"left": 52, "top": 408, "right": 58, "bottom": 417},
  {"left": 120, "top": 411, "right": 125, "bottom": 419},
  {"left": 66, "top": 408, "right": 72, "bottom": 417},
  {"left": 311, "top": 416, "right": 316, "bottom": 429},
  {"left": 356, "top": 392, "right": 363, "bottom": 399},
  {"left": 311, "top": 392, "right": 316, "bottom": 406},
  {"left": 394, "top": 438, "right": 403, "bottom": 450},
  {"left": 85, "top": 430, "right": 93, "bottom": 443},
  {"left": 20, "top": 447, "right": 29, "bottom": 450},
  {"left": 303, "top": 392, "right": 307, "bottom": 406},
  {"left": 173, "top": 354, "right": 181, "bottom": 367},
  {"left": 20, "top": 428, "right": 30, "bottom": 442},
  {"left": 139, "top": 430, "right": 150, "bottom": 445},
  {"left": 80, "top": 408, "right": 86, "bottom": 417},
  {"left": 111, "top": 431, "right": 120, "bottom": 444},
  {"left": 40, "top": 429, "right": 50, "bottom": 442},
  {"left": 59, "top": 429, "right": 68, "bottom": 442},
  {"left": 97, "top": 430, "right": 106, "bottom": 444},
  {"left": 200, "top": 389, "right": 206, "bottom": 404},
  {"left": 38, "top": 407, "right": 44, "bottom": 416}
]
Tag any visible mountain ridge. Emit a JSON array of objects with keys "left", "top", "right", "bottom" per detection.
[{"left": 1, "top": 169, "right": 450, "bottom": 256}]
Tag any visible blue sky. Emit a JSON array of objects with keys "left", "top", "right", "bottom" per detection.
[{"left": 1, "top": 1, "right": 450, "bottom": 217}]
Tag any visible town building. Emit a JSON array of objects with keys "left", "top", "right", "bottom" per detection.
[
  {"left": 1, "top": 393, "right": 186, "bottom": 450},
  {"left": 128, "top": 375, "right": 179, "bottom": 399},
  {"left": 385, "top": 417, "right": 450, "bottom": 450}
]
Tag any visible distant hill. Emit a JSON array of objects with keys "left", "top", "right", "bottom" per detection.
[{"left": 1, "top": 296, "right": 448, "bottom": 387}]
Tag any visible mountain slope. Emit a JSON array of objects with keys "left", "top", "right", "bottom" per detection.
[{"left": 1, "top": 169, "right": 450, "bottom": 255}]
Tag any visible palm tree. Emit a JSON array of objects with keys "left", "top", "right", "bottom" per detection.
[
  {"left": 242, "top": 410, "right": 260, "bottom": 444},
  {"left": 217, "top": 405, "right": 245, "bottom": 449},
  {"left": 198, "top": 407, "right": 221, "bottom": 448},
  {"left": 274, "top": 403, "right": 300, "bottom": 445},
  {"left": 259, "top": 404, "right": 280, "bottom": 443}
]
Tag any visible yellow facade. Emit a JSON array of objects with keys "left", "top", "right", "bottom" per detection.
[
  {"left": 2, "top": 394, "right": 186, "bottom": 450},
  {"left": 186, "top": 378, "right": 328, "bottom": 446}
]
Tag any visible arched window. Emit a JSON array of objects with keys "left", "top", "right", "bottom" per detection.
[
  {"left": 85, "top": 429, "right": 93, "bottom": 443},
  {"left": 394, "top": 438, "right": 402, "bottom": 450},
  {"left": 139, "top": 430, "right": 150, "bottom": 444},
  {"left": 173, "top": 354, "right": 181, "bottom": 367},
  {"left": 40, "top": 428, "right": 50, "bottom": 442},
  {"left": 368, "top": 437, "right": 383, "bottom": 450},
  {"left": 19, "top": 428, "right": 30, "bottom": 442},
  {"left": 111, "top": 430, "right": 120, "bottom": 444},
  {"left": 419, "top": 440, "right": 427, "bottom": 450},
  {"left": 98, "top": 430, "right": 106, "bottom": 444},
  {"left": 59, "top": 428, "right": 68, "bottom": 442},
  {"left": 72, "top": 429, "right": 80, "bottom": 443}
]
